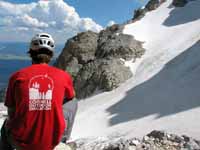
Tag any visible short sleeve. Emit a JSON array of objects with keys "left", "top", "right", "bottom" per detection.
[
  {"left": 4, "top": 74, "right": 17, "bottom": 107},
  {"left": 64, "top": 73, "right": 75, "bottom": 100}
]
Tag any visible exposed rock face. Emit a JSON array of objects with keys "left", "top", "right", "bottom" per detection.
[
  {"left": 145, "top": 0, "right": 160, "bottom": 11},
  {"left": 96, "top": 25, "right": 144, "bottom": 61},
  {"left": 133, "top": 0, "right": 192, "bottom": 22},
  {"left": 172, "top": 0, "right": 188, "bottom": 7},
  {"left": 74, "top": 58, "right": 133, "bottom": 98},
  {"left": 55, "top": 25, "right": 145, "bottom": 99},
  {"left": 55, "top": 31, "right": 98, "bottom": 78},
  {"left": 132, "top": 0, "right": 166, "bottom": 21},
  {"left": 74, "top": 130, "right": 200, "bottom": 150},
  {"left": 133, "top": 8, "right": 147, "bottom": 21}
]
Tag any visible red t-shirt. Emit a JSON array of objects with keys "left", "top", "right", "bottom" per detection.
[{"left": 5, "top": 64, "right": 75, "bottom": 150}]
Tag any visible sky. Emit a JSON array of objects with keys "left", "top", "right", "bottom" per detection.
[{"left": 0, "top": 0, "right": 147, "bottom": 43}]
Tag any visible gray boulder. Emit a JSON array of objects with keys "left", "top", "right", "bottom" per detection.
[
  {"left": 55, "top": 25, "right": 145, "bottom": 99},
  {"left": 133, "top": 8, "right": 147, "bottom": 21},
  {"left": 132, "top": 0, "right": 166, "bottom": 21},
  {"left": 74, "top": 60, "right": 100, "bottom": 99},
  {"left": 74, "top": 59, "right": 132, "bottom": 99},
  {"left": 98, "top": 59, "right": 133, "bottom": 91},
  {"left": 145, "top": 0, "right": 160, "bottom": 11},
  {"left": 55, "top": 31, "right": 98, "bottom": 78},
  {"left": 96, "top": 25, "right": 145, "bottom": 61},
  {"left": 66, "top": 31, "right": 98, "bottom": 64},
  {"left": 96, "top": 24, "right": 121, "bottom": 49},
  {"left": 147, "top": 130, "right": 167, "bottom": 140}
]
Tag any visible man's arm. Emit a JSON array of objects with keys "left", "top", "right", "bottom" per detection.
[
  {"left": 7, "top": 107, "right": 15, "bottom": 120},
  {"left": 63, "top": 89, "right": 75, "bottom": 105},
  {"left": 4, "top": 73, "right": 17, "bottom": 121}
]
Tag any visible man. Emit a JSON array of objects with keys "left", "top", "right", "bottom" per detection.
[{"left": 0, "top": 33, "right": 77, "bottom": 150}]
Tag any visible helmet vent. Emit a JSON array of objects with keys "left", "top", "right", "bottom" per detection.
[
  {"left": 40, "top": 35, "right": 50, "bottom": 38},
  {"left": 47, "top": 41, "right": 50, "bottom": 45},
  {"left": 39, "top": 40, "right": 43, "bottom": 45}
]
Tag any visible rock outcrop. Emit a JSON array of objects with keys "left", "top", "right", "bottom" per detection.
[
  {"left": 96, "top": 25, "right": 144, "bottom": 61},
  {"left": 55, "top": 25, "right": 145, "bottom": 99},
  {"left": 74, "top": 58, "right": 133, "bottom": 98},
  {"left": 133, "top": 8, "right": 147, "bottom": 21},
  {"left": 132, "top": 0, "right": 166, "bottom": 22},
  {"left": 145, "top": 0, "right": 161, "bottom": 11},
  {"left": 172, "top": 0, "right": 188, "bottom": 7},
  {"left": 55, "top": 31, "right": 98, "bottom": 78},
  {"left": 73, "top": 130, "right": 200, "bottom": 150},
  {"left": 132, "top": 0, "right": 193, "bottom": 22}
]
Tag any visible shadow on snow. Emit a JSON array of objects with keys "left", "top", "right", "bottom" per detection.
[
  {"left": 163, "top": 1, "right": 200, "bottom": 26},
  {"left": 107, "top": 40, "right": 200, "bottom": 126}
]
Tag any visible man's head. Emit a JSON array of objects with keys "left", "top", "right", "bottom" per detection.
[{"left": 28, "top": 33, "right": 55, "bottom": 64}]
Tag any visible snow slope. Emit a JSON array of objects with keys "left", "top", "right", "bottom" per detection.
[{"left": 71, "top": 0, "right": 200, "bottom": 140}]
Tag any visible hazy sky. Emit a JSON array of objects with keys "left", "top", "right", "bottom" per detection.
[{"left": 0, "top": 0, "right": 147, "bottom": 43}]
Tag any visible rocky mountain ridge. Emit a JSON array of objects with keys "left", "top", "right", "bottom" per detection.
[
  {"left": 55, "top": 0, "right": 191, "bottom": 99},
  {"left": 131, "top": 0, "right": 188, "bottom": 22},
  {"left": 55, "top": 25, "right": 145, "bottom": 99}
]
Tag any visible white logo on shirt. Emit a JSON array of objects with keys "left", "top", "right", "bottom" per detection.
[{"left": 28, "top": 74, "right": 54, "bottom": 111}]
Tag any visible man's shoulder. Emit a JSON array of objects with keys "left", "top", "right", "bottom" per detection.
[
  {"left": 10, "top": 64, "right": 40, "bottom": 79},
  {"left": 49, "top": 66, "right": 66, "bottom": 74},
  {"left": 49, "top": 66, "right": 71, "bottom": 77},
  {"left": 9, "top": 66, "right": 30, "bottom": 80},
  {"left": 14, "top": 65, "right": 33, "bottom": 75}
]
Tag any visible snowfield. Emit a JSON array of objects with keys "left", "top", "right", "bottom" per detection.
[
  {"left": 0, "top": 0, "right": 200, "bottom": 148},
  {"left": 71, "top": 0, "right": 200, "bottom": 140}
]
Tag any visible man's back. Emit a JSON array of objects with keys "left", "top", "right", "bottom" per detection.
[{"left": 5, "top": 64, "right": 74, "bottom": 150}]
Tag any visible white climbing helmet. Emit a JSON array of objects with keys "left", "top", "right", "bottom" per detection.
[{"left": 30, "top": 33, "right": 55, "bottom": 52}]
